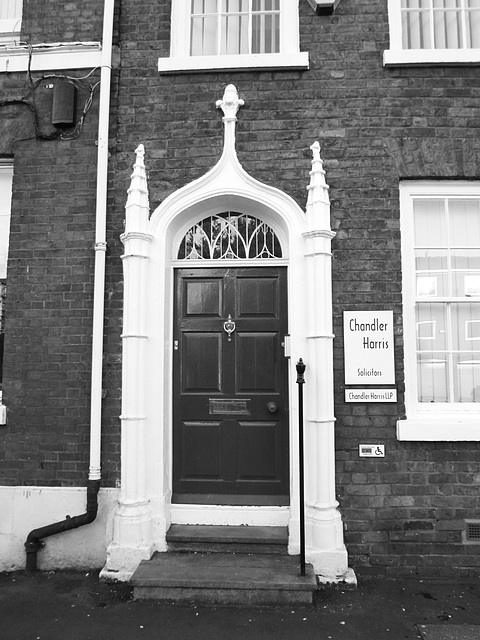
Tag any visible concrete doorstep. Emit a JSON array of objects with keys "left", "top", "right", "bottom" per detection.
[{"left": 131, "top": 552, "right": 317, "bottom": 606}]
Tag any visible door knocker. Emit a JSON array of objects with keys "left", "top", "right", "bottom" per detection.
[{"left": 223, "top": 314, "right": 236, "bottom": 341}]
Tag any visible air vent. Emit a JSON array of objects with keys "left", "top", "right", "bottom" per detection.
[{"left": 464, "top": 520, "right": 480, "bottom": 544}]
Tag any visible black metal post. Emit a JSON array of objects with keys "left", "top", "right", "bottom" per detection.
[{"left": 296, "top": 358, "right": 306, "bottom": 577}]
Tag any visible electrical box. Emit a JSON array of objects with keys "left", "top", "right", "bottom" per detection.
[{"left": 52, "top": 80, "right": 77, "bottom": 128}]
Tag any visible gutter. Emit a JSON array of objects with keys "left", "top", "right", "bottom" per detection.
[{"left": 24, "top": 0, "right": 115, "bottom": 571}]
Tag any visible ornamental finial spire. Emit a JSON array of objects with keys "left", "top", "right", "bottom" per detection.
[
  {"left": 125, "top": 144, "right": 150, "bottom": 234},
  {"left": 216, "top": 84, "right": 245, "bottom": 121},
  {"left": 306, "top": 141, "right": 332, "bottom": 233},
  {"left": 307, "top": 141, "right": 329, "bottom": 207}
]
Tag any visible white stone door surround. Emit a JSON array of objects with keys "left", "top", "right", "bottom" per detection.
[{"left": 102, "top": 85, "right": 349, "bottom": 582}]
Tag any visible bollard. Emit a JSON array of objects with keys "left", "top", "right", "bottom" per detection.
[{"left": 296, "top": 358, "right": 306, "bottom": 577}]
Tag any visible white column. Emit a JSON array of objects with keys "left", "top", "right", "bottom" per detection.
[
  {"left": 101, "top": 146, "right": 154, "bottom": 580},
  {"left": 303, "top": 142, "right": 349, "bottom": 580}
]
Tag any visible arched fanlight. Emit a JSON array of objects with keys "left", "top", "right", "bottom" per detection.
[{"left": 177, "top": 212, "right": 282, "bottom": 260}]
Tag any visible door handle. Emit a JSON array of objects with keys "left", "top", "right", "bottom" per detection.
[{"left": 267, "top": 402, "right": 279, "bottom": 414}]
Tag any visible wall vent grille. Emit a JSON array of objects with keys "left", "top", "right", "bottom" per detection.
[{"left": 464, "top": 520, "right": 480, "bottom": 543}]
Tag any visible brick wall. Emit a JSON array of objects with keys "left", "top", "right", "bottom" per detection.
[
  {"left": 1, "top": 0, "right": 479, "bottom": 575},
  {"left": 21, "top": 1, "right": 104, "bottom": 44},
  {"left": 0, "top": 75, "right": 99, "bottom": 486},
  {"left": 113, "top": 0, "right": 480, "bottom": 576},
  {"left": 0, "top": 0, "right": 121, "bottom": 486}
]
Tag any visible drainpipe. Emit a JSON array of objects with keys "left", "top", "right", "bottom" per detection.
[{"left": 25, "top": 0, "right": 115, "bottom": 572}]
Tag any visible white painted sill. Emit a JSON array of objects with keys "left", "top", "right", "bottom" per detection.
[
  {"left": 0, "top": 42, "right": 102, "bottom": 72},
  {"left": 384, "top": 48, "right": 480, "bottom": 66},
  {"left": 158, "top": 52, "right": 309, "bottom": 74},
  {"left": 397, "top": 416, "right": 480, "bottom": 441}
]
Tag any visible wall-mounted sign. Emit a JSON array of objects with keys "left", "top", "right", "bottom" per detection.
[
  {"left": 345, "top": 388, "right": 397, "bottom": 403},
  {"left": 343, "top": 310, "right": 395, "bottom": 385},
  {"left": 359, "top": 444, "right": 385, "bottom": 458}
]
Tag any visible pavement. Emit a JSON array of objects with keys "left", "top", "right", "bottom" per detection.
[{"left": 1, "top": 568, "right": 480, "bottom": 640}]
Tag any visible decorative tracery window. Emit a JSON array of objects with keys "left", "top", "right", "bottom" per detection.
[{"left": 177, "top": 212, "right": 282, "bottom": 260}]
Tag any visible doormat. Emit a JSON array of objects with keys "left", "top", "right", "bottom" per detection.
[{"left": 416, "top": 624, "right": 480, "bottom": 640}]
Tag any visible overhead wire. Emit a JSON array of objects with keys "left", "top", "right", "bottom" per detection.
[{"left": 0, "top": 44, "right": 103, "bottom": 143}]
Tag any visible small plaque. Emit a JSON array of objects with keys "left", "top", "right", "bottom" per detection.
[
  {"left": 359, "top": 444, "right": 385, "bottom": 458},
  {"left": 345, "top": 388, "right": 397, "bottom": 403},
  {"left": 209, "top": 399, "right": 250, "bottom": 415}
]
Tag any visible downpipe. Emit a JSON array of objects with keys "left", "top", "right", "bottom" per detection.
[
  {"left": 25, "top": 480, "right": 100, "bottom": 572},
  {"left": 24, "top": 0, "right": 114, "bottom": 572}
]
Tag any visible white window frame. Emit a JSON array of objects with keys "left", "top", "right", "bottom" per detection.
[
  {"left": 0, "top": 163, "right": 13, "bottom": 426},
  {"left": 0, "top": 164, "right": 13, "bottom": 280},
  {"left": 158, "top": 0, "right": 309, "bottom": 73},
  {"left": 384, "top": 0, "right": 480, "bottom": 66},
  {"left": 0, "top": 0, "right": 22, "bottom": 43},
  {"left": 398, "top": 181, "right": 480, "bottom": 441}
]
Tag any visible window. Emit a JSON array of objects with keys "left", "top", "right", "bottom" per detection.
[
  {"left": 190, "top": 0, "right": 280, "bottom": 56},
  {"left": 0, "top": 0, "right": 22, "bottom": 43},
  {"left": 0, "top": 163, "right": 12, "bottom": 422},
  {"left": 177, "top": 212, "right": 282, "bottom": 260},
  {"left": 398, "top": 182, "right": 480, "bottom": 440},
  {"left": 384, "top": 0, "right": 480, "bottom": 66},
  {"left": 158, "top": 0, "right": 309, "bottom": 73}
]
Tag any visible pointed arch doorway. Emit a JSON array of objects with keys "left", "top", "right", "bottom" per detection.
[
  {"left": 173, "top": 212, "right": 290, "bottom": 506},
  {"left": 103, "top": 86, "right": 350, "bottom": 582}
]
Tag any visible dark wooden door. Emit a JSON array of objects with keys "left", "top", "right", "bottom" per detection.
[{"left": 173, "top": 267, "right": 289, "bottom": 506}]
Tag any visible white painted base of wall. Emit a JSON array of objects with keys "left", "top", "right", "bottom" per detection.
[
  {"left": 0, "top": 486, "right": 118, "bottom": 572},
  {"left": 307, "top": 547, "right": 350, "bottom": 581},
  {"left": 100, "top": 541, "right": 154, "bottom": 582}
]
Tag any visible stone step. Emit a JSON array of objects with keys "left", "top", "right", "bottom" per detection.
[
  {"left": 131, "top": 552, "right": 317, "bottom": 605},
  {"left": 166, "top": 524, "right": 288, "bottom": 554}
]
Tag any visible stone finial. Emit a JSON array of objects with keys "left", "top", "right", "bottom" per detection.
[
  {"left": 307, "top": 141, "right": 329, "bottom": 206},
  {"left": 306, "top": 141, "right": 332, "bottom": 234},
  {"left": 135, "top": 143, "right": 145, "bottom": 163},
  {"left": 310, "top": 141, "right": 321, "bottom": 163},
  {"left": 216, "top": 84, "right": 245, "bottom": 120},
  {"left": 125, "top": 143, "right": 150, "bottom": 233}
]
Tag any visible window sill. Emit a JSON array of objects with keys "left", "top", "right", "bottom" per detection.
[
  {"left": 158, "top": 52, "right": 309, "bottom": 74},
  {"left": 0, "top": 33, "right": 21, "bottom": 44},
  {"left": 384, "top": 48, "right": 480, "bottom": 66},
  {"left": 397, "top": 416, "right": 480, "bottom": 441},
  {"left": 0, "top": 42, "right": 102, "bottom": 73}
]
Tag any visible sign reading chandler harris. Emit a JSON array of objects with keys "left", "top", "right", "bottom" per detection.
[{"left": 343, "top": 310, "right": 395, "bottom": 385}]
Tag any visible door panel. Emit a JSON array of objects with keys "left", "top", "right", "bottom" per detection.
[
  {"left": 173, "top": 267, "right": 289, "bottom": 506},
  {"left": 181, "top": 422, "right": 221, "bottom": 478},
  {"left": 182, "top": 333, "right": 222, "bottom": 392},
  {"left": 237, "top": 277, "right": 278, "bottom": 316},
  {"left": 236, "top": 333, "right": 277, "bottom": 392},
  {"left": 237, "top": 421, "right": 280, "bottom": 480},
  {"left": 185, "top": 279, "right": 223, "bottom": 316}
]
